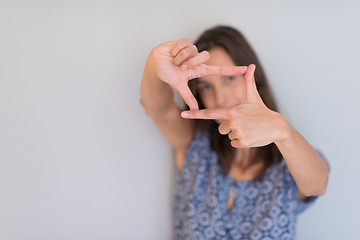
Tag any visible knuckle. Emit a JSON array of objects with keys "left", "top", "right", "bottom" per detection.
[
  {"left": 186, "top": 69, "right": 196, "bottom": 80},
  {"left": 198, "top": 66, "right": 208, "bottom": 76},
  {"left": 182, "top": 38, "right": 192, "bottom": 45},
  {"left": 177, "top": 38, "right": 186, "bottom": 44},
  {"left": 232, "top": 129, "right": 240, "bottom": 138},
  {"left": 177, "top": 38, "right": 192, "bottom": 48},
  {"left": 180, "top": 49, "right": 189, "bottom": 58},
  {"left": 174, "top": 42, "right": 180, "bottom": 51},
  {"left": 227, "top": 109, "right": 237, "bottom": 119},
  {"left": 219, "top": 66, "right": 224, "bottom": 75},
  {"left": 226, "top": 111, "right": 233, "bottom": 119},
  {"left": 228, "top": 121, "right": 235, "bottom": 130},
  {"left": 185, "top": 57, "right": 195, "bottom": 66}
]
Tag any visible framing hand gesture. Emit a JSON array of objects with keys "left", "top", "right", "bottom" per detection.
[
  {"left": 147, "top": 38, "right": 248, "bottom": 110},
  {"left": 181, "top": 64, "right": 287, "bottom": 148}
]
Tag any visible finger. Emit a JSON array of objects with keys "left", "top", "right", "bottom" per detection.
[
  {"left": 181, "top": 108, "right": 229, "bottom": 120},
  {"left": 228, "top": 131, "right": 238, "bottom": 140},
  {"left": 187, "top": 65, "right": 248, "bottom": 80},
  {"left": 176, "top": 84, "right": 199, "bottom": 110},
  {"left": 244, "top": 64, "right": 262, "bottom": 103},
  {"left": 170, "top": 38, "right": 193, "bottom": 57},
  {"left": 218, "top": 122, "right": 232, "bottom": 135},
  {"left": 173, "top": 45, "right": 198, "bottom": 66},
  {"left": 181, "top": 50, "right": 210, "bottom": 70},
  {"left": 204, "top": 65, "right": 248, "bottom": 77},
  {"left": 230, "top": 139, "right": 249, "bottom": 148}
]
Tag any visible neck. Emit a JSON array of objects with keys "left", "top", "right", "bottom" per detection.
[
  {"left": 229, "top": 148, "right": 265, "bottom": 181},
  {"left": 233, "top": 148, "right": 251, "bottom": 170}
]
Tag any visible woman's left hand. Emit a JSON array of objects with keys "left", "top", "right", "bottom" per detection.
[{"left": 181, "top": 64, "right": 289, "bottom": 148}]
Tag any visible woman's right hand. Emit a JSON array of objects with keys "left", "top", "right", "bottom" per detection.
[{"left": 145, "top": 38, "right": 248, "bottom": 110}]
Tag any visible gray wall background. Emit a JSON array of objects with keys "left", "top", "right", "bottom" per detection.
[{"left": 1, "top": 1, "right": 359, "bottom": 239}]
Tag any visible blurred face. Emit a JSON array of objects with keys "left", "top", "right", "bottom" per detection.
[{"left": 197, "top": 47, "right": 246, "bottom": 111}]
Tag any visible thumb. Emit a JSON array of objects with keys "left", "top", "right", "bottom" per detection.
[
  {"left": 244, "top": 64, "right": 262, "bottom": 103},
  {"left": 176, "top": 83, "right": 199, "bottom": 110}
]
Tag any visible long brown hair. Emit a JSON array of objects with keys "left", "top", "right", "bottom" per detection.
[{"left": 189, "top": 26, "right": 281, "bottom": 179}]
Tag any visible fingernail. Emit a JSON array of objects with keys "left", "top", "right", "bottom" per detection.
[{"left": 181, "top": 111, "right": 189, "bottom": 117}]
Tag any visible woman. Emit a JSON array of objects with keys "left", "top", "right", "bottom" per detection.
[{"left": 141, "top": 26, "right": 329, "bottom": 239}]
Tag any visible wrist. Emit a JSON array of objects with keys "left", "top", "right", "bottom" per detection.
[{"left": 274, "top": 113, "right": 293, "bottom": 145}]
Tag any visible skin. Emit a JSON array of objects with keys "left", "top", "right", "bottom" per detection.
[{"left": 141, "top": 38, "right": 329, "bottom": 202}]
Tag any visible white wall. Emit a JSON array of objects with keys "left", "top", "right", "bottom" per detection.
[{"left": 1, "top": 1, "right": 359, "bottom": 239}]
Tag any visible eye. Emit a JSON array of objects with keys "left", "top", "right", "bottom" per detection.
[
  {"left": 224, "top": 76, "right": 235, "bottom": 83},
  {"left": 198, "top": 83, "right": 212, "bottom": 92}
]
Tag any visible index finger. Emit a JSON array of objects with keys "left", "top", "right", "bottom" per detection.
[
  {"left": 181, "top": 108, "right": 230, "bottom": 120},
  {"left": 205, "top": 65, "right": 248, "bottom": 76}
]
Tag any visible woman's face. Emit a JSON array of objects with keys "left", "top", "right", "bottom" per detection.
[{"left": 197, "top": 47, "right": 246, "bottom": 111}]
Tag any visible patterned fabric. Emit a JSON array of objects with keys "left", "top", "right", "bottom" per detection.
[{"left": 173, "top": 130, "right": 322, "bottom": 240}]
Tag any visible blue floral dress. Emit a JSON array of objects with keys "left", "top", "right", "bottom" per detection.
[{"left": 173, "top": 130, "right": 323, "bottom": 240}]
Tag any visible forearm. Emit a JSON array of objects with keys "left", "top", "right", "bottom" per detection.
[
  {"left": 275, "top": 117, "right": 329, "bottom": 197},
  {"left": 140, "top": 62, "right": 175, "bottom": 119}
]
